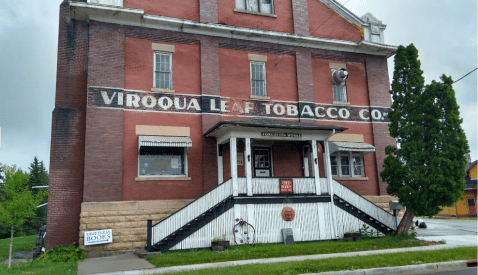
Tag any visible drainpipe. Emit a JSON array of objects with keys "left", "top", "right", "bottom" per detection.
[{"left": 324, "top": 129, "right": 339, "bottom": 238}]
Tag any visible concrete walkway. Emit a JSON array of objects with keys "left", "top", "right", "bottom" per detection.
[{"left": 77, "top": 244, "right": 475, "bottom": 275}]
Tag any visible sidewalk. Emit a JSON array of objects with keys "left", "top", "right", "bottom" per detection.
[{"left": 78, "top": 244, "right": 475, "bottom": 275}]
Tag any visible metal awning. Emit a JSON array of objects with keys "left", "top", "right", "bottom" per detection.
[
  {"left": 139, "top": 136, "right": 192, "bottom": 148},
  {"left": 329, "top": 141, "right": 375, "bottom": 154}
]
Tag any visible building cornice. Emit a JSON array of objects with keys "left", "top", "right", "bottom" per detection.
[{"left": 69, "top": 1, "right": 397, "bottom": 57}]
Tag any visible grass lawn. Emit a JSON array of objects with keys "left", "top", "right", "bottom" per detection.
[
  {"left": 148, "top": 235, "right": 442, "bottom": 268},
  {"left": 0, "top": 235, "right": 36, "bottom": 259},
  {"left": 0, "top": 261, "right": 77, "bottom": 275},
  {"left": 169, "top": 246, "right": 477, "bottom": 275}
]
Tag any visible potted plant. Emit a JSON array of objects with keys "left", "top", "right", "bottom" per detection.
[{"left": 211, "top": 234, "right": 229, "bottom": 251}]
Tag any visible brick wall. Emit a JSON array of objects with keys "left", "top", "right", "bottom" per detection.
[
  {"left": 83, "top": 21, "right": 125, "bottom": 202},
  {"left": 365, "top": 56, "right": 395, "bottom": 195},
  {"left": 79, "top": 200, "right": 191, "bottom": 253},
  {"left": 292, "top": 0, "right": 310, "bottom": 35},
  {"left": 46, "top": 1, "right": 88, "bottom": 249}
]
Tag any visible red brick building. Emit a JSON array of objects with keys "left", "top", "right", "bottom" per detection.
[{"left": 47, "top": 0, "right": 397, "bottom": 252}]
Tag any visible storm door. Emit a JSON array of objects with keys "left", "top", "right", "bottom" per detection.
[{"left": 253, "top": 147, "right": 272, "bottom": 177}]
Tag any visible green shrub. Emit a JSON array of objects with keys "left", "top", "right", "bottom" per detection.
[{"left": 36, "top": 244, "right": 86, "bottom": 263}]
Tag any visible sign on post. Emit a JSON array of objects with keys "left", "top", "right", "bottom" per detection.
[
  {"left": 84, "top": 229, "right": 113, "bottom": 246},
  {"left": 280, "top": 178, "right": 293, "bottom": 193}
]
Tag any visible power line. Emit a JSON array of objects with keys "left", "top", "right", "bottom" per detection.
[{"left": 452, "top": 68, "right": 477, "bottom": 84}]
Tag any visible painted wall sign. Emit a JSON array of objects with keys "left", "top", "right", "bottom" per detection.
[
  {"left": 280, "top": 178, "right": 293, "bottom": 193},
  {"left": 90, "top": 87, "right": 390, "bottom": 123},
  {"left": 262, "top": 132, "right": 302, "bottom": 138},
  {"left": 281, "top": 206, "right": 295, "bottom": 221},
  {"left": 84, "top": 229, "right": 113, "bottom": 246}
]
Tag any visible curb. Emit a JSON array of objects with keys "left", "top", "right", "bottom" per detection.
[
  {"left": 302, "top": 260, "right": 467, "bottom": 275},
  {"left": 91, "top": 244, "right": 474, "bottom": 275}
]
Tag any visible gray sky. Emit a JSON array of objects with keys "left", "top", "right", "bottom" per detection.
[{"left": 0, "top": 0, "right": 476, "bottom": 172}]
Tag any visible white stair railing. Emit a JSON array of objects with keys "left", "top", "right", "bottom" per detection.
[
  {"left": 151, "top": 179, "right": 233, "bottom": 245},
  {"left": 332, "top": 179, "right": 397, "bottom": 230}
]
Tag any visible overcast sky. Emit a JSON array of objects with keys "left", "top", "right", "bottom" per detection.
[{"left": 0, "top": 0, "right": 476, "bottom": 172}]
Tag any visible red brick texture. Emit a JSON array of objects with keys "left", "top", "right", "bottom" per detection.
[
  {"left": 296, "top": 48, "right": 315, "bottom": 106},
  {"left": 124, "top": 0, "right": 200, "bottom": 21},
  {"left": 307, "top": 0, "right": 362, "bottom": 42},
  {"left": 292, "top": 0, "right": 310, "bottom": 35},
  {"left": 199, "top": 0, "right": 218, "bottom": 23},
  {"left": 218, "top": 0, "right": 294, "bottom": 34},
  {"left": 83, "top": 21, "right": 125, "bottom": 202},
  {"left": 46, "top": 1, "right": 88, "bottom": 249},
  {"left": 365, "top": 56, "right": 395, "bottom": 195}
]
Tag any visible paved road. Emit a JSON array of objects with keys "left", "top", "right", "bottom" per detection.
[
  {"left": 406, "top": 267, "right": 477, "bottom": 275},
  {"left": 415, "top": 218, "right": 478, "bottom": 246}
]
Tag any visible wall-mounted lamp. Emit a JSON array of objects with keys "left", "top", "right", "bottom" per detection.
[
  {"left": 315, "top": 158, "right": 318, "bottom": 165},
  {"left": 247, "top": 155, "right": 251, "bottom": 162},
  {"left": 332, "top": 68, "right": 349, "bottom": 85}
]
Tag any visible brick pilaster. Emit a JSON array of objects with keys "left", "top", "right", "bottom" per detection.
[
  {"left": 200, "top": 37, "right": 220, "bottom": 192},
  {"left": 83, "top": 21, "right": 125, "bottom": 202},
  {"left": 365, "top": 56, "right": 395, "bottom": 195},
  {"left": 296, "top": 48, "right": 315, "bottom": 121},
  {"left": 46, "top": 1, "right": 88, "bottom": 248},
  {"left": 199, "top": 0, "right": 218, "bottom": 23},
  {"left": 292, "top": 0, "right": 310, "bottom": 35}
]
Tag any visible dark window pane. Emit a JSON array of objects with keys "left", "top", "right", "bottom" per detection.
[{"left": 139, "top": 147, "right": 184, "bottom": 176}]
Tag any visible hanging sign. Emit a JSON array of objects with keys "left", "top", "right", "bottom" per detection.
[
  {"left": 280, "top": 178, "right": 293, "bottom": 193},
  {"left": 237, "top": 153, "right": 244, "bottom": 165},
  {"left": 84, "top": 229, "right": 113, "bottom": 246}
]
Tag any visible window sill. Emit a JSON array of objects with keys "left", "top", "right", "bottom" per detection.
[
  {"left": 234, "top": 9, "right": 277, "bottom": 18},
  {"left": 333, "top": 101, "right": 350, "bottom": 106},
  {"left": 136, "top": 176, "right": 191, "bottom": 181},
  {"left": 151, "top": 88, "right": 175, "bottom": 94},
  {"left": 333, "top": 176, "right": 368, "bottom": 181},
  {"left": 250, "top": 95, "right": 270, "bottom": 101}
]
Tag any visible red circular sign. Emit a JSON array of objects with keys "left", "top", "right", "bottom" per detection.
[{"left": 281, "top": 206, "right": 295, "bottom": 221}]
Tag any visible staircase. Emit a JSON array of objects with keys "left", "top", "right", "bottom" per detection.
[
  {"left": 146, "top": 178, "right": 397, "bottom": 252},
  {"left": 149, "top": 196, "right": 234, "bottom": 252}
]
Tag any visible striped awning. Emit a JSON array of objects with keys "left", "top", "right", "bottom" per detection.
[
  {"left": 139, "top": 136, "right": 192, "bottom": 148},
  {"left": 329, "top": 141, "right": 375, "bottom": 154}
]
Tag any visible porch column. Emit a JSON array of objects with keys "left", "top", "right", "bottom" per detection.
[
  {"left": 245, "top": 137, "right": 253, "bottom": 196},
  {"left": 217, "top": 143, "right": 223, "bottom": 185},
  {"left": 230, "top": 137, "right": 238, "bottom": 196},
  {"left": 311, "top": 140, "right": 321, "bottom": 195},
  {"left": 324, "top": 139, "right": 338, "bottom": 238}
]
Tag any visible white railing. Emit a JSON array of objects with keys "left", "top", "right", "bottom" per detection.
[
  {"left": 251, "top": 178, "right": 316, "bottom": 195},
  {"left": 332, "top": 180, "right": 397, "bottom": 230},
  {"left": 151, "top": 179, "right": 233, "bottom": 245},
  {"left": 320, "top": 178, "right": 329, "bottom": 194}
]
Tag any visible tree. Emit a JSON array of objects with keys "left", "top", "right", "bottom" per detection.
[
  {"left": 382, "top": 44, "right": 469, "bottom": 235},
  {"left": 26, "top": 157, "right": 49, "bottom": 235},
  {"left": 0, "top": 165, "right": 46, "bottom": 268}
]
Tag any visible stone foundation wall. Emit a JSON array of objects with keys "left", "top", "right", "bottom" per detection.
[
  {"left": 79, "top": 200, "right": 192, "bottom": 254},
  {"left": 363, "top": 195, "right": 405, "bottom": 219}
]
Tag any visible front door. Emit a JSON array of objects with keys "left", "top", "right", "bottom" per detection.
[{"left": 253, "top": 147, "right": 272, "bottom": 177}]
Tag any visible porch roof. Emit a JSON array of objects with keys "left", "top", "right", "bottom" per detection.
[{"left": 205, "top": 118, "right": 347, "bottom": 137}]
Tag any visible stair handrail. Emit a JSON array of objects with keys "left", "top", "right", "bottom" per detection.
[
  {"left": 332, "top": 179, "right": 397, "bottom": 230},
  {"left": 150, "top": 178, "right": 234, "bottom": 246}
]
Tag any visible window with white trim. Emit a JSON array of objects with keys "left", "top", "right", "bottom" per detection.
[
  {"left": 251, "top": 62, "right": 266, "bottom": 97},
  {"left": 154, "top": 52, "right": 172, "bottom": 90},
  {"left": 139, "top": 147, "right": 187, "bottom": 176},
  {"left": 236, "top": 0, "right": 274, "bottom": 14},
  {"left": 330, "top": 152, "right": 364, "bottom": 177},
  {"left": 331, "top": 68, "right": 349, "bottom": 102}
]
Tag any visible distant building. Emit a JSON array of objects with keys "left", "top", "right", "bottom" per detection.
[
  {"left": 47, "top": 0, "right": 399, "bottom": 252},
  {"left": 437, "top": 160, "right": 477, "bottom": 217}
]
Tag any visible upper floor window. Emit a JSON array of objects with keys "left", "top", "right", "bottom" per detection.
[
  {"left": 236, "top": 0, "right": 274, "bottom": 15},
  {"left": 154, "top": 52, "right": 172, "bottom": 90},
  {"left": 251, "top": 62, "right": 266, "bottom": 97}
]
